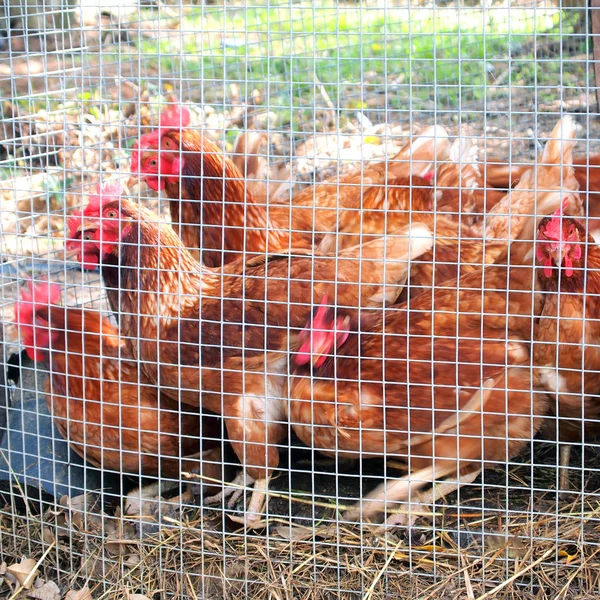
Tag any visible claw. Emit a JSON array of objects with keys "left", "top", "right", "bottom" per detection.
[
  {"left": 204, "top": 470, "right": 253, "bottom": 507},
  {"left": 203, "top": 471, "right": 270, "bottom": 528}
]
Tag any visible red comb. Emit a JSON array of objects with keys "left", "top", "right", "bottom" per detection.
[
  {"left": 21, "top": 280, "right": 61, "bottom": 306},
  {"left": 130, "top": 104, "right": 190, "bottom": 169},
  {"left": 83, "top": 181, "right": 123, "bottom": 216},
  {"left": 15, "top": 280, "right": 61, "bottom": 328},
  {"left": 66, "top": 215, "right": 80, "bottom": 239},
  {"left": 313, "top": 295, "right": 330, "bottom": 323},
  {"left": 423, "top": 170, "right": 435, "bottom": 183},
  {"left": 15, "top": 280, "right": 61, "bottom": 360},
  {"left": 159, "top": 104, "right": 191, "bottom": 128},
  {"left": 543, "top": 197, "right": 570, "bottom": 241},
  {"left": 132, "top": 129, "right": 160, "bottom": 152}
]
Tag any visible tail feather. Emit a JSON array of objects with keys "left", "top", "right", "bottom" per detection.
[{"left": 231, "top": 131, "right": 267, "bottom": 180}]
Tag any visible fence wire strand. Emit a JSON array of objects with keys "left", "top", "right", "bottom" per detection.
[{"left": 0, "top": 1, "right": 597, "bottom": 598}]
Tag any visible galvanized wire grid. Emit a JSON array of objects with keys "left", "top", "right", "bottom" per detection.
[{"left": 0, "top": 1, "right": 597, "bottom": 598}]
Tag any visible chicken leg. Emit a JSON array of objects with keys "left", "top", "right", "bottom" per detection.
[
  {"left": 380, "top": 469, "right": 482, "bottom": 529},
  {"left": 204, "top": 470, "right": 254, "bottom": 508},
  {"left": 342, "top": 463, "right": 458, "bottom": 524}
]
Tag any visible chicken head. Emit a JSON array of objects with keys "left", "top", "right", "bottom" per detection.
[
  {"left": 536, "top": 199, "right": 584, "bottom": 278},
  {"left": 15, "top": 280, "right": 62, "bottom": 361},
  {"left": 295, "top": 295, "right": 351, "bottom": 368},
  {"left": 129, "top": 104, "right": 191, "bottom": 191}
]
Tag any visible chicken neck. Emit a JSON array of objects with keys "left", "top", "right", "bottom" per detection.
[{"left": 165, "top": 133, "right": 293, "bottom": 266}]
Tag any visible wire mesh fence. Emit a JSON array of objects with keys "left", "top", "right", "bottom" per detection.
[{"left": 0, "top": 0, "right": 597, "bottom": 598}]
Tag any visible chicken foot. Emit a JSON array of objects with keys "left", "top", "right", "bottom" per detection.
[
  {"left": 227, "top": 477, "right": 269, "bottom": 528},
  {"left": 204, "top": 471, "right": 269, "bottom": 528},
  {"left": 343, "top": 463, "right": 458, "bottom": 524},
  {"left": 379, "top": 469, "right": 482, "bottom": 529},
  {"left": 204, "top": 470, "right": 254, "bottom": 507}
]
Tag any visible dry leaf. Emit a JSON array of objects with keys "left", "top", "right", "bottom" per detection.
[
  {"left": 128, "top": 594, "right": 151, "bottom": 600},
  {"left": 64, "top": 587, "right": 93, "bottom": 600},
  {"left": 28, "top": 579, "right": 61, "bottom": 600},
  {"left": 123, "top": 554, "right": 141, "bottom": 569},
  {"left": 273, "top": 524, "right": 316, "bottom": 542},
  {"left": 42, "top": 527, "right": 56, "bottom": 545},
  {"left": 7, "top": 557, "right": 39, "bottom": 589}
]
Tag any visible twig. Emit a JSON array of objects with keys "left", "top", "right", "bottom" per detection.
[
  {"left": 461, "top": 552, "right": 475, "bottom": 600},
  {"left": 362, "top": 540, "right": 403, "bottom": 600},
  {"left": 313, "top": 74, "right": 336, "bottom": 128},
  {"left": 475, "top": 548, "right": 555, "bottom": 600},
  {"left": 7, "top": 540, "right": 56, "bottom": 600}
]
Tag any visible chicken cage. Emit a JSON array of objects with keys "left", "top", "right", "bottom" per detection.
[{"left": 0, "top": 0, "right": 596, "bottom": 598}]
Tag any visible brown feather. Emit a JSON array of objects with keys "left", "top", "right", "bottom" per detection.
[
  {"left": 162, "top": 130, "right": 313, "bottom": 266},
  {"left": 40, "top": 305, "right": 221, "bottom": 477},
  {"left": 94, "top": 197, "right": 429, "bottom": 485},
  {"left": 287, "top": 256, "right": 550, "bottom": 519},
  {"left": 534, "top": 219, "right": 600, "bottom": 445}
]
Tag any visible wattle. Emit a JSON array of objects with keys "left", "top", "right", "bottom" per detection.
[
  {"left": 83, "top": 252, "right": 100, "bottom": 270},
  {"left": 146, "top": 177, "right": 164, "bottom": 191},
  {"left": 564, "top": 256, "right": 574, "bottom": 277}
]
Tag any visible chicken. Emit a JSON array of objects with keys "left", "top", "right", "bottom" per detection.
[
  {"left": 272, "top": 124, "right": 451, "bottom": 235},
  {"left": 433, "top": 137, "right": 507, "bottom": 225},
  {"left": 66, "top": 189, "right": 433, "bottom": 526},
  {"left": 533, "top": 208, "right": 600, "bottom": 490},
  {"left": 287, "top": 252, "right": 551, "bottom": 526},
  {"left": 485, "top": 154, "right": 600, "bottom": 242},
  {"left": 128, "top": 105, "right": 314, "bottom": 266},
  {"left": 469, "top": 118, "right": 583, "bottom": 246},
  {"left": 14, "top": 280, "right": 222, "bottom": 486},
  {"left": 128, "top": 105, "right": 449, "bottom": 264},
  {"left": 317, "top": 117, "right": 582, "bottom": 299}
]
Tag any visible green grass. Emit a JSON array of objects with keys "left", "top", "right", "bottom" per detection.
[{"left": 134, "top": 1, "right": 588, "bottom": 121}]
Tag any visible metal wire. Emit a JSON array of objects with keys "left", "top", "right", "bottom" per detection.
[{"left": 0, "top": 1, "right": 597, "bottom": 598}]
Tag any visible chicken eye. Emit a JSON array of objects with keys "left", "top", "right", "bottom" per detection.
[
  {"left": 83, "top": 232, "right": 94, "bottom": 240},
  {"left": 149, "top": 159, "right": 157, "bottom": 167},
  {"left": 105, "top": 210, "right": 118, "bottom": 219},
  {"left": 164, "top": 139, "right": 173, "bottom": 149}
]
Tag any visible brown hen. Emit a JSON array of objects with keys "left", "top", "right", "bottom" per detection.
[
  {"left": 129, "top": 116, "right": 449, "bottom": 265},
  {"left": 317, "top": 117, "right": 582, "bottom": 299},
  {"left": 533, "top": 211, "right": 600, "bottom": 489},
  {"left": 288, "top": 245, "right": 551, "bottom": 525},
  {"left": 484, "top": 153, "right": 600, "bottom": 237},
  {"left": 14, "top": 281, "right": 222, "bottom": 483},
  {"left": 67, "top": 192, "right": 433, "bottom": 526}
]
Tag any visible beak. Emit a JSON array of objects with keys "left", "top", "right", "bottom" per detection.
[
  {"left": 127, "top": 175, "right": 140, "bottom": 190},
  {"left": 550, "top": 244, "right": 568, "bottom": 267},
  {"left": 60, "top": 220, "right": 98, "bottom": 261},
  {"left": 76, "top": 221, "right": 97, "bottom": 235},
  {"left": 61, "top": 246, "right": 80, "bottom": 261}
]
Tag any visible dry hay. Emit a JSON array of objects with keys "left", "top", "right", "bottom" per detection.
[{"left": 0, "top": 446, "right": 598, "bottom": 599}]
